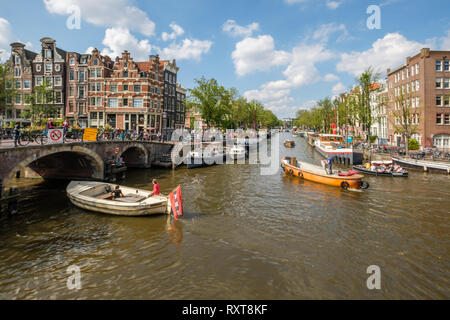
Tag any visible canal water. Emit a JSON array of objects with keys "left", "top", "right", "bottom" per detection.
[{"left": 0, "top": 134, "right": 449, "bottom": 299}]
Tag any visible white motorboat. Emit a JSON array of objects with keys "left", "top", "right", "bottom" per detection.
[
  {"left": 66, "top": 181, "right": 170, "bottom": 216},
  {"left": 226, "top": 145, "right": 246, "bottom": 161}
]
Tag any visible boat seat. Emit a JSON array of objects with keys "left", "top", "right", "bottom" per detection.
[{"left": 97, "top": 193, "right": 113, "bottom": 200}]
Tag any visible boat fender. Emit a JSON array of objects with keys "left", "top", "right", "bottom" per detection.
[
  {"left": 341, "top": 181, "right": 349, "bottom": 190},
  {"left": 299, "top": 171, "right": 303, "bottom": 178},
  {"left": 360, "top": 181, "right": 370, "bottom": 189},
  {"left": 288, "top": 169, "right": 294, "bottom": 175},
  {"left": 105, "top": 185, "right": 112, "bottom": 193}
]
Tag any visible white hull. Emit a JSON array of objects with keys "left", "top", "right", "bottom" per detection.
[{"left": 66, "top": 181, "right": 170, "bottom": 216}]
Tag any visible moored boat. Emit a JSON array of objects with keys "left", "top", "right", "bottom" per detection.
[
  {"left": 226, "top": 145, "right": 246, "bottom": 161},
  {"left": 66, "top": 181, "right": 170, "bottom": 216},
  {"left": 352, "top": 161, "right": 408, "bottom": 177},
  {"left": 314, "top": 134, "right": 364, "bottom": 165},
  {"left": 187, "top": 150, "right": 223, "bottom": 169},
  {"left": 281, "top": 157, "right": 368, "bottom": 190},
  {"left": 392, "top": 157, "right": 450, "bottom": 174}
]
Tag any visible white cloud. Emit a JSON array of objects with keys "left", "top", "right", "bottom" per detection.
[
  {"left": 161, "top": 23, "right": 184, "bottom": 42},
  {"left": 43, "top": 0, "right": 156, "bottom": 36},
  {"left": 326, "top": 1, "right": 341, "bottom": 9},
  {"left": 312, "top": 23, "right": 350, "bottom": 43},
  {"left": 0, "top": 18, "right": 35, "bottom": 61},
  {"left": 0, "top": 18, "right": 14, "bottom": 61},
  {"left": 337, "top": 33, "right": 430, "bottom": 76},
  {"left": 222, "top": 20, "right": 259, "bottom": 38},
  {"left": 100, "top": 27, "right": 152, "bottom": 61},
  {"left": 332, "top": 82, "right": 346, "bottom": 96},
  {"left": 299, "top": 100, "right": 318, "bottom": 110},
  {"left": 232, "top": 35, "right": 291, "bottom": 76},
  {"left": 324, "top": 73, "right": 339, "bottom": 82},
  {"left": 282, "top": 43, "right": 333, "bottom": 87},
  {"left": 85, "top": 46, "right": 95, "bottom": 54},
  {"left": 441, "top": 30, "right": 450, "bottom": 50},
  {"left": 158, "top": 38, "right": 212, "bottom": 61}
]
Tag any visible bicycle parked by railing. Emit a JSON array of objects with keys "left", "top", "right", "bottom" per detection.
[
  {"left": 34, "top": 130, "right": 49, "bottom": 145},
  {"left": 16, "top": 131, "right": 35, "bottom": 147}
]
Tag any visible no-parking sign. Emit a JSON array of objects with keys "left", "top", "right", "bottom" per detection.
[{"left": 49, "top": 129, "right": 64, "bottom": 144}]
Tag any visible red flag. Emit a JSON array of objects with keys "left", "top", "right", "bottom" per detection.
[{"left": 169, "top": 186, "right": 183, "bottom": 220}]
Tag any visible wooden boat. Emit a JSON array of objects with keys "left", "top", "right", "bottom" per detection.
[
  {"left": 66, "top": 181, "right": 170, "bottom": 216},
  {"left": 284, "top": 140, "right": 295, "bottom": 148},
  {"left": 281, "top": 157, "right": 368, "bottom": 190},
  {"left": 392, "top": 157, "right": 450, "bottom": 174},
  {"left": 352, "top": 164, "right": 408, "bottom": 177}
]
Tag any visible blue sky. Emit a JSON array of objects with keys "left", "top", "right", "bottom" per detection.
[{"left": 1, "top": 0, "right": 449, "bottom": 119}]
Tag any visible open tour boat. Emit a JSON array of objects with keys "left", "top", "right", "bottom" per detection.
[
  {"left": 66, "top": 181, "right": 171, "bottom": 216},
  {"left": 352, "top": 161, "right": 408, "bottom": 177},
  {"left": 281, "top": 157, "right": 369, "bottom": 190}
]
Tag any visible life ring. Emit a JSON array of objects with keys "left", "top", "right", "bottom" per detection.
[
  {"left": 341, "top": 181, "right": 349, "bottom": 190},
  {"left": 360, "top": 181, "right": 370, "bottom": 189}
]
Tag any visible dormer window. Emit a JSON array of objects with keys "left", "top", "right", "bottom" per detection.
[
  {"left": 124, "top": 62, "right": 128, "bottom": 68},
  {"left": 14, "top": 55, "right": 20, "bottom": 65},
  {"left": 45, "top": 49, "right": 52, "bottom": 59},
  {"left": 94, "top": 59, "right": 98, "bottom": 66},
  {"left": 70, "top": 58, "right": 75, "bottom": 66}
]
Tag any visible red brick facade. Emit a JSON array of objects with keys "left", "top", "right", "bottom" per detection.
[{"left": 387, "top": 48, "right": 450, "bottom": 148}]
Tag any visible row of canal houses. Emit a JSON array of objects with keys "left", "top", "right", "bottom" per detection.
[{"left": 5, "top": 37, "right": 187, "bottom": 140}]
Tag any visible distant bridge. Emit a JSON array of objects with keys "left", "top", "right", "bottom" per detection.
[{"left": 0, "top": 140, "right": 174, "bottom": 193}]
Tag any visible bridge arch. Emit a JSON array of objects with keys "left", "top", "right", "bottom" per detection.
[
  {"left": 3, "top": 145, "right": 104, "bottom": 190},
  {"left": 120, "top": 143, "right": 149, "bottom": 168}
]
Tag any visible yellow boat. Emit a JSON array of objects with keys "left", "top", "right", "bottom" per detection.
[{"left": 281, "top": 157, "right": 369, "bottom": 190}]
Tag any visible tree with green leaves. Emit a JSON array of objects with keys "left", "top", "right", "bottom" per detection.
[
  {"left": 188, "top": 77, "right": 232, "bottom": 128},
  {"left": 0, "top": 62, "right": 17, "bottom": 124},
  {"left": 22, "top": 79, "right": 57, "bottom": 126},
  {"left": 357, "top": 66, "right": 380, "bottom": 143},
  {"left": 390, "top": 90, "right": 420, "bottom": 156}
]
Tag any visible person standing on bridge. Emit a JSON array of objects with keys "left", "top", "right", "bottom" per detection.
[
  {"left": 47, "top": 119, "right": 55, "bottom": 130},
  {"left": 62, "top": 119, "right": 69, "bottom": 134},
  {"left": 13, "top": 123, "right": 20, "bottom": 147}
]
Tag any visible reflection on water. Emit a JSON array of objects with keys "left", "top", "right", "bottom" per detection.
[{"left": 0, "top": 136, "right": 449, "bottom": 299}]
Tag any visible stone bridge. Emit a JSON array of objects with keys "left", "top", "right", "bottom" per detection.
[{"left": 0, "top": 141, "right": 174, "bottom": 193}]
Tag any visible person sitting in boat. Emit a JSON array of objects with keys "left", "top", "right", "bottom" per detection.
[
  {"left": 147, "top": 179, "right": 161, "bottom": 198},
  {"left": 370, "top": 164, "right": 377, "bottom": 171},
  {"left": 111, "top": 185, "right": 124, "bottom": 199},
  {"left": 365, "top": 162, "right": 371, "bottom": 169}
]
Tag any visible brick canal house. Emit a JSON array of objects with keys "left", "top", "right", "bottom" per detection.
[
  {"left": 161, "top": 59, "right": 179, "bottom": 140},
  {"left": 86, "top": 49, "right": 114, "bottom": 129},
  {"left": 387, "top": 48, "right": 450, "bottom": 149},
  {"left": 32, "top": 37, "right": 67, "bottom": 119},
  {"left": 5, "top": 38, "right": 185, "bottom": 135},
  {"left": 176, "top": 83, "right": 187, "bottom": 131},
  {"left": 104, "top": 51, "right": 164, "bottom": 132},
  {"left": 3, "top": 42, "right": 37, "bottom": 126},
  {"left": 66, "top": 52, "right": 90, "bottom": 127}
]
